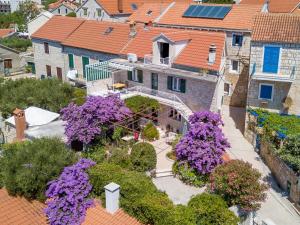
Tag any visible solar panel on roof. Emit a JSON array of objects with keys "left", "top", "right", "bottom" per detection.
[{"left": 183, "top": 5, "right": 232, "bottom": 19}]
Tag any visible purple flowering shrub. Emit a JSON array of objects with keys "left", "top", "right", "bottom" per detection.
[
  {"left": 45, "top": 158, "right": 96, "bottom": 225},
  {"left": 176, "top": 111, "right": 230, "bottom": 174},
  {"left": 61, "top": 95, "right": 131, "bottom": 144}
]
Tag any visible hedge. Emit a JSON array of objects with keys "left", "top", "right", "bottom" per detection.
[
  {"left": 142, "top": 122, "right": 159, "bottom": 141},
  {"left": 130, "top": 142, "right": 157, "bottom": 172}
]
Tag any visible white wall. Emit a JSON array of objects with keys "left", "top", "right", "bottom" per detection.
[{"left": 28, "top": 12, "right": 53, "bottom": 37}]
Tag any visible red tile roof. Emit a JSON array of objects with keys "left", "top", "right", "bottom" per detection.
[
  {"left": 0, "top": 29, "right": 14, "bottom": 38},
  {"left": 252, "top": 13, "right": 300, "bottom": 44},
  {"left": 157, "top": 2, "right": 261, "bottom": 31},
  {"left": 121, "top": 28, "right": 225, "bottom": 71},
  {"left": 48, "top": 0, "right": 78, "bottom": 10},
  {"left": 0, "top": 189, "right": 141, "bottom": 225},
  {"left": 240, "top": 0, "right": 300, "bottom": 13},
  {"left": 31, "top": 16, "right": 84, "bottom": 42},
  {"left": 62, "top": 21, "right": 136, "bottom": 54}
]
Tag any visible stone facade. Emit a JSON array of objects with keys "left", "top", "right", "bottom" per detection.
[
  {"left": 260, "top": 140, "right": 300, "bottom": 211},
  {"left": 32, "top": 39, "right": 66, "bottom": 80},
  {"left": 223, "top": 32, "right": 251, "bottom": 107},
  {"left": 0, "top": 44, "right": 23, "bottom": 75},
  {"left": 247, "top": 42, "right": 300, "bottom": 115}
]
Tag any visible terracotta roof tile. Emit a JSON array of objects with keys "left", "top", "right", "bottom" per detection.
[
  {"left": 0, "top": 29, "right": 14, "bottom": 38},
  {"left": 241, "top": 0, "right": 300, "bottom": 13},
  {"left": 31, "top": 16, "right": 84, "bottom": 42},
  {"left": 252, "top": 13, "right": 300, "bottom": 43},
  {"left": 157, "top": 2, "right": 261, "bottom": 30},
  {"left": 49, "top": 0, "right": 78, "bottom": 10},
  {"left": 0, "top": 189, "right": 141, "bottom": 225},
  {"left": 62, "top": 20, "right": 136, "bottom": 54}
]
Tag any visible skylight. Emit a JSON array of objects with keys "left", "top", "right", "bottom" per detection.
[
  {"left": 147, "top": 10, "right": 153, "bottom": 15},
  {"left": 104, "top": 27, "right": 114, "bottom": 35},
  {"left": 131, "top": 3, "right": 138, "bottom": 10}
]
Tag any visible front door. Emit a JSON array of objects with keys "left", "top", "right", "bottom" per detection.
[
  {"left": 56, "top": 67, "right": 62, "bottom": 81},
  {"left": 82, "top": 56, "right": 89, "bottom": 78},
  {"left": 151, "top": 73, "right": 158, "bottom": 90}
]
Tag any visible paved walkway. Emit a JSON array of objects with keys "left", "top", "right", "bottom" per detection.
[{"left": 222, "top": 106, "right": 300, "bottom": 225}]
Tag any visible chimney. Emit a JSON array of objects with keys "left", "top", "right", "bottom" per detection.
[
  {"left": 129, "top": 21, "right": 137, "bottom": 37},
  {"left": 261, "top": 0, "right": 269, "bottom": 12},
  {"left": 104, "top": 182, "right": 120, "bottom": 214},
  {"left": 13, "top": 108, "right": 26, "bottom": 142},
  {"left": 118, "top": 0, "right": 123, "bottom": 13},
  {"left": 208, "top": 44, "right": 216, "bottom": 64}
]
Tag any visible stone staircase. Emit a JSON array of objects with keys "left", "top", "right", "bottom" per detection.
[{"left": 155, "top": 169, "right": 174, "bottom": 178}]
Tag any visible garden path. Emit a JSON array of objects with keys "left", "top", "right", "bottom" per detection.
[
  {"left": 222, "top": 106, "right": 300, "bottom": 225},
  {"left": 151, "top": 137, "right": 173, "bottom": 172}
]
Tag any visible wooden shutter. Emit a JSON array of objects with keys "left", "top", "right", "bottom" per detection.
[
  {"left": 57, "top": 67, "right": 62, "bottom": 80},
  {"left": 127, "top": 71, "right": 132, "bottom": 81},
  {"left": 180, "top": 79, "right": 186, "bottom": 93},
  {"left": 167, "top": 76, "right": 173, "bottom": 90},
  {"left": 44, "top": 42, "right": 49, "bottom": 54},
  {"left": 68, "top": 54, "right": 74, "bottom": 69},
  {"left": 46, "top": 65, "right": 51, "bottom": 77},
  {"left": 4, "top": 59, "right": 12, "bottom": 69},
  {"left": 137, "top": 70, "right": 143, "bottom": 83},
  {"left": 263, "top": 46, "right": 280, "bottom": 74}
]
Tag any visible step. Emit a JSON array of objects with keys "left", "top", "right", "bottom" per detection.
[{"left": 155, "top": 169, "right": 174, "bottom": 178}]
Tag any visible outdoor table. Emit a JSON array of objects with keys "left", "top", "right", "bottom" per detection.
[{"left": 113, "top": 83, "right": 126, "bottom": 89}]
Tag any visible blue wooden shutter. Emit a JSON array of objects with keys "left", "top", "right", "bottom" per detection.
[
  {"left": 127, "top": 71, "right": 132, "bottom": 81},
  {"left": 167, "top": 76, "right": 173, "bottom": 90},
  {"left": 260, "top": 85, "right": 273, "bottom": 100},
  {"left": 263, "top": 46, "right": 280, "bottom": 73},
  {"left": 180, "top": 79, "right": 186, "bottom": 93}
]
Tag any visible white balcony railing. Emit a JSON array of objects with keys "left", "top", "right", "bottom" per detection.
[{"left": 144, "top": 54, "right": 172, "bottom": 67}]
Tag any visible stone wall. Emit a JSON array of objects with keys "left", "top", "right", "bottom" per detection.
[
  {"left": 260, "top": 140, "right": 300, "bottom": 210},
  {"left": 248, "top": 42, "right": 300, "bottom": 115}
]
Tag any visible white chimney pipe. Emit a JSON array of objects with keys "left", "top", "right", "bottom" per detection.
[{"left": 104, "top": 182, "right": 120, "bottom": 214}]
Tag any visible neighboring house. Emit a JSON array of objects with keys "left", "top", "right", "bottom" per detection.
[
  {"left": 31, "top": 16, "right": 84, "bottom": 81},
  {"left": 0, "top": 44, "right": 23, "bottom": 76},
  {"left": 28, "top": 11, "right": 53, "bottom": 37},
  {"left": 9, "top": 0, "right": 41, "bottom": 12},
  {"left": 139, "top": 2, "right": 261, "bottom": 108},
  {"left": 248, "top": 13, "right": 300, "bottom": 115},
  {"left": 48, "top": 0, "right": 78, "bottom": 16},
  {"left": 240, "top": 0, "right": 300, "bottom": 13},
  {"left": 0, "top": 1, "right": 10, "bottom": 13},
  {"left": 0, "top": 185, "right": 141, "bottom": 225},
  {"left": 0, "top": 28, "right": 14, "bottom": 38}
]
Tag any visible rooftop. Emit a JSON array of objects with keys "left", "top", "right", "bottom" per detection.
[
  {"left": 48, "top": 0, "right": 78, "bottom": 10},
  {"left": 240, "top": 0, "right": 300, "bottom": 13},
  {"left": 0, "top": 189, "right": 141, "bottom": 225},
  {"left": 252, "top": 13, "right": 300, "bottom": 44},
  {"left": 0, "top": 29, "right": 14, "bottom": 38},
  {"left": 155, "top": 2, "right": 261, "bottom": 31}
]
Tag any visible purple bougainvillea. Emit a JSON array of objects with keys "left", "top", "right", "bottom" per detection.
[
  {"left": 45, "top": 158, "right": 96, "bottom": 225},
  {"left": 176, "top": 111, "right": 230, "bottom": 174},
  {"left": 61, "top": 95, "right": 131, "bottom": 144}
]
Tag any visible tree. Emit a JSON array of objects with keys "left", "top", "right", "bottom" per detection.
[
  {"left": 142, "top": 122, "right": 159, "bottom": 141},
  {"left": 130, "top": 142, "right": 157, "bottom": 172},
  {"left": 61, "top": 95, "right": 131, "bottom": 145},
  {"left": 17, "top": 1, "right": 40, "bottom": 31},
  {"left": 45, "top": 158, "right": 95, "bottom": 225},
  {"left": 188, "top": 193, "right": 239, "bottom": 225},
  {"left": 0, "top": 78, "right": 86, "bottom": 118},
  {"left": 176, "top": 111, "right": 230, "bottom": 174},
  {"left": 1, "top": 138, "right": 77, "bottom": 201},
  {"left": 66, "top": 12, "right": 77, "bottom": 17},
  {"left": 211, "top": 160, "right": 268, "bottom": 211}
]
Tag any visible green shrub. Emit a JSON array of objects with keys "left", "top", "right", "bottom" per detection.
[
  {"left": 82, "top": 144, "right": 107, "bottom": 164},
  {"left": 66, "top": 12, "right": 76, "bottom": 17},
  {"left": 125, "top": 95, "right": 159, "bottom": 113},
  {"left": 130, "top": 142, "right": 156, "bottom": 172},
  {"left": 1, "top": 138, "right": 77, "bottom": 201},
  {"left": 0, "top": 37, "right": 32, "bottom": 51},
  {"left": 188, "top": 193, "right": 239, "bottom": 225},
  {"left": 72, "top": 88, "right": 86, "bottom": 105},
  {"left": 211, "top": 160, "right": 268, "bottom": 211},
  {"left": 109, "top": 147, "right": 132, "bottom": 169},
  {"left": 173, "top": 161, "right": 208, "bottom": 187},
  {"left": 276, "top": 134, "right": 300, "bottom": 172},
  {"left": 142, "top": 122, "right": 159, "bottom": 141}
]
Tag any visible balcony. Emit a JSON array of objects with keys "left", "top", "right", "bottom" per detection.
[
  {"left": 144, "top": 54, "right": 172, "bottom": 67},
  {"left": 251, "top": 63, "right": 296, "bottom": 83}
]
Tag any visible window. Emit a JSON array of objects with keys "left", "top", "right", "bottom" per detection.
[
  {"left": 44, "top": 42, "right": 49, "bottom": 54},
  {"left": 131, "top": 3, "right": 137, "bottom": 10},
  {"left": 97, "top": 8, "right": 102, "bottom": 17},
  {"left": 127, "top": 70, "right": 143, "bottom": 83},
  {"left": 167, "top": 76, "right": 186, "bottom": 93},
  {"left": 224, "top": 83, "right": 231, "bottom": 96},
  {"left": 168, "top": 108, "right": 182, "bottom": 121},
  {"left": 232, "top": 34, "right": 243, "bottom": 46},
  {"left": 230, "top": 60, "right": 239, "bottom": 73},
  {"left": 68, "top": 54, "right": 74, "bottom": 69},
  {"left": 65, "top": 9, "right": 68, "bottom": 14},
  {"left": 259, "top": 83, "right": 273, "bottom": 101},
  {"left": 83, "top": 8, "right": 88, "bottom": 16},
  {"left": 4, "top": 59, "right": 12, "bottom": 69},
  {"left": 56, "top": 67, "right": 62, "bottom": 80},
  {"left": 58, "top": 8, "right": 60, "bottom": 14},
  {"left": 263, "top": 46, "right": 280, "bottom": 74},
  {"left": 46, "top": 65, "right": 51, "bottom": 77}
]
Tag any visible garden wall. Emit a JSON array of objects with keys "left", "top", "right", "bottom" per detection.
[{"left": 260, "top": 140, "right": 300, "bottom": 210}]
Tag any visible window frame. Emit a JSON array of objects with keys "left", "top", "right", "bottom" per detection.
[
  {"left": 232, "top": 33, "right": 243, "bottom": 47},
  {"left": 97, "top": 8, "right": 102, "bottom": 17},
  {"left": 4, "top": 58, "right": 12, "bottom": 69},
  {"left": 172, "top": 77, "right": 180, "bottom": 92},
  {"left": 44, "top": 42, "right": 49, "bottom": 54},
  {"left": 68, "top": 53, "right": 74, "bottom": 69},
  {"left": 83, "top": 8, "right": 88, "bottom": 16},
  {"left": 259, "top": 83, "right": 274, "bottom": 101},
  {"left": 230, "top": 60, "right": 239, "bottom": 74},
  {"left": 262, "top": 45, "right": 281, "bottom": 75},
  {"left": 224, "top": 82, "right": 231, "bottom": 96}
]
